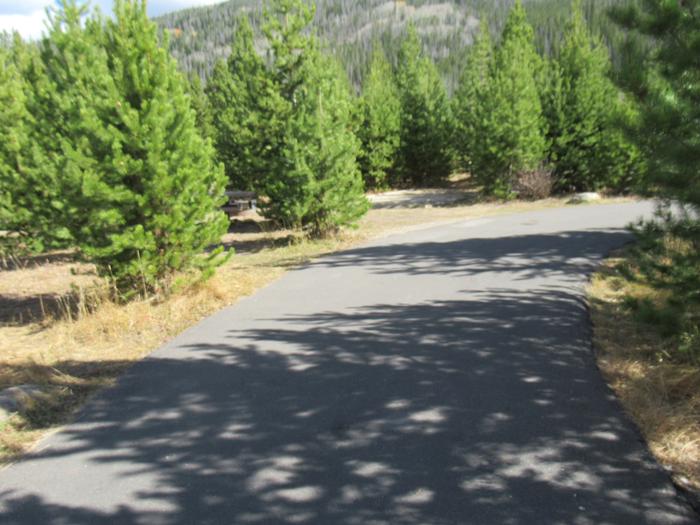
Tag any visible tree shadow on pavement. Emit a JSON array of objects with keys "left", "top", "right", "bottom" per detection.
[
  {"left": 308, "top": 229, "right": 630, "bottom": 282},
  {"left": 1, "top": 228, "right": 696, "bottom": 524}
]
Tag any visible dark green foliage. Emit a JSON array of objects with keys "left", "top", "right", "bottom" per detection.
[
  {"left": 262, "top": 0, "right": 317, "bottom": 100},
  {"left": 17, "top": 4, "right": 112, "bottom": 252},
  {"left": 0, "top": 37, "right": 36, "bottom": 255},
  {"left": 544, "top": 1, "right": 641, "bottom": 192},
  {"left": 187, "top": 73, "right": 215, "bottom": 140},
  {"left": 206, "top": 17, "right": 279, "bottom": 191},
  {"left": 622, "top": 213, "right": 700, "bottom": 363},
  {"left": 24, "top": 0, "right": 229, "bottom": 295},
  {"left": 2, "top": 3, "right": 122, "bottom": 257},
  {"left": 357, "top": 46, "right": 401, "bottom": 189},
  {"left": 212, "top": 0, "right": 368, "bottom": 234},
  {"left": 470, "top": 0, "right": 547, "bottom": 198},
  {"left": 452, "top": 18, "right": 493, "bottom": 172},
  {"left": 266, "top": 0, "right": 368, "bottom": 234},
  {"left": 611, "top": 0, "right": 700, "bottom": 209},
  {"left": 0, "top": 43, "right": 23, "bottom": 185},
  {"left": 609, "top": 0, "right": 700, "bottom": 363},
  {"left": 395, "top": 26, "right": 453, "bottom": 186},
  {"left": 271, "top": 54, "right": 369, "bottom": 235},
  {"left": 95, "top": 0, "right": 229, "bottom": 294}
]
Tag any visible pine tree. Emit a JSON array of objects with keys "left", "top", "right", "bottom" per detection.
[
  {"left": 611, "top": 0, "right": 700, "bottom": 208},
  {"left": 395, "top": 25, "right": 453, "bottom": 187},
  {"left": 263, "top": 0, "right": 317, "bottom": 102},
  {"left": 452, "top": 18, "right": 493, "bottom": 172},
  {"left": 284, "top": 54, "right": 369, "bottom": 235},
  {"left": 21, "top": 2, "right": 114, "bottom": 251},
  {"left": 357, "top": 46, "right": 401, "bottom": 189},
  {"left": 254, "top": 0, "right": 319, "bottom": 227},
  {"left": 91, "top": 0, "right": 229, "bottom": 293},
  {"left": 258, "top": 0, "right": 368, "bottom": 233},
  {"left": 207, "top": 17, "right": 281, "bottom": 191},
  {"left": 471, "top": 0, "right": 547, "bottom": 198},
  {"left": 187, "top": 73, "right": 214, "bottom": 141},
  {"left": 0, "top": 37, "right": 33, "bottom": 255},
  {"left": 545, "top": 1, "right": 640, "bottom": 192},
  {"left": 29, "top": 0, "right": 228, "bottom": 295}
]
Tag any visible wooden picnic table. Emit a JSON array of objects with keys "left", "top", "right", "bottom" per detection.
[{"left": 223, "top": 191, "right": 257, "bottom": 217}]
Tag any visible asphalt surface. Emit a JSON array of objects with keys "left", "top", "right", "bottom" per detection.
[{"left": 1, "top": 201, "right": 698, "bottom": 525}]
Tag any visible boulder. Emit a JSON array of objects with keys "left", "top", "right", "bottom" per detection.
[
  {"left": 0, "top": 384, "right": 45, "bottom": 422},
  {"left": 568, "top": 192, "right": 602, "bottom": 204}
]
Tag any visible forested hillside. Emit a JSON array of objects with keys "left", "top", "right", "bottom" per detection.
[{"left": 155, "top": 0, "right": 634, "bottom": 90}]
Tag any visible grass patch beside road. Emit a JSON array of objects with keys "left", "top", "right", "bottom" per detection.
[
  {"left": 589, "top": 223, "right": 700, "bottom": 495},
  {"left": 0, "top": 195, "right": 629, "bottom": 462}
]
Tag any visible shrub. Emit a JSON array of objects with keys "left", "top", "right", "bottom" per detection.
[
  {"left": 513, "top": 166, "right": 553, "bottom": 200},
  {"left": 622, "top": 210, "right": 700, "bottom": 364}
]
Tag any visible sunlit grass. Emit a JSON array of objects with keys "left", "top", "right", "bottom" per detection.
[{"left": 589, "top": 246, "right": 700, "bottom": 493}]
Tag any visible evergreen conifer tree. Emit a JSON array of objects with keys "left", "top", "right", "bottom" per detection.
[
  {"left": 452, "top": 19, "right": 493, "bottom": 172},
  {"left": 207, "top": 17, "right": 280, "bottom": 191},
  {"left": 259, "top": 0, "right": 367, "bottom": 233},
  {"left": 0, "top": 38, "right": 34, "bottom": 255},
  {"left": 22, "top": 2, "right": 115, "bottom": 250},
  {"left": 262, "top": 0, "right": 317, "bottom": 105},
  {"left": 545, "top": 1, "right": 640, "bottom": 192},
  {"left": 254, "top": 0, "right": 322, "bottom": 227},
  {"left": 30, "top": 0, "right": 228, "bottom": 295},
  {"left": 395, "top": 25, "right": 453, "bottom": 186},
  {"left": 611, "top": 0, "right": 699, "bottom": 207},
  {"left": 91, "top": 0, "right": 229, "bottom": 293},
  {"left": 188, "top": 73, "right": 215, "bottom": 141},
  {"left": 279, "top": 54, "right": 369, "bottom": 234},
  {"left": 471, "top": 0, "right": 547, "bottom": 198},
  {"left": 357, "top": 46, "right": 401, "bottom": 189}
]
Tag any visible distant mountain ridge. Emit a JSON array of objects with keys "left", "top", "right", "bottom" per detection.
[{"left": 154, "top": 0, "right": 633, "bottom": 90}]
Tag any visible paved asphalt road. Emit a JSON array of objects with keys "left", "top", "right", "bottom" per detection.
[{"left": 1, "top": 202, "right": 698, "bottom": 525}]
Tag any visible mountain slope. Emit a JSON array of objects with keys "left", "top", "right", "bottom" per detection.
[{"left": 154, "top": 0, "right": 633, "bottom": 90}]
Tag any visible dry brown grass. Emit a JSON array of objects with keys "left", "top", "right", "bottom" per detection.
[
  {"left": 0, "top": 195, "right": 631, "bottom": 461},
  {"left": 0, "top": 234, "right": 354, "bottom": 459},
  {"left": 589, "top": 254, "right": 700, "bottom": 494},
  {"left": 0, "top": 253, "right": 97, "bottom": 325}
]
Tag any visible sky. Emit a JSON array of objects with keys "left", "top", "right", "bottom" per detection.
[{"left": 0, "top": 0, "right": 227, "bottom": 39}]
